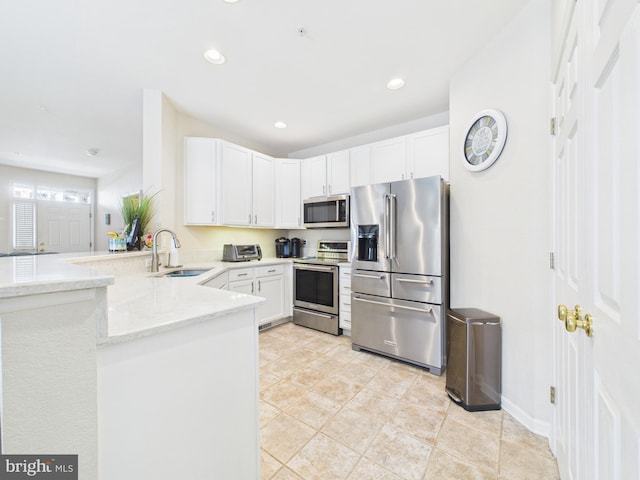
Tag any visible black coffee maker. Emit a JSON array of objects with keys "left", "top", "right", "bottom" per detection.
[
  {"left": 275, "top": 237, "right": 291, "bottom": 258},
  {"left": 290, "top": 238, "right": 302, "bottom": 258}
]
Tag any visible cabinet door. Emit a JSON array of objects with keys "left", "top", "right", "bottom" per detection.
[
  {"left": 407, "top": 126, "right": 449, "bottom": 180},
  {"left": 229, "top": 278, "right": 254, "bottom": 295},
  {"left": 184, "top": 137, "right": 218, "bottom": 225},
  {"left": 371, "top": 137, "right": 407, "bottom": 184},
  {"left": 305, "top": 155, "right": 327, "bottom": 198},
  {"left": 256, "top": 275, "right": 284, "bottom": 325},
  {"left": 221, "top": 142, "right": 252, "bottom": 226},
  {"left": 276, "top": 159, "right": 302, "bottom": 228},
  {"left": 327, "top": 150, "right": 350, "bottom": 195},
  {"left": 203, "top": 272, "right": 228, "bottom": 290},
  {"left": 252, "top": 152, "right": 275, "bottom": 227},
  {"left": 350, "top": 145, "right": 372, "bottom": 188}
]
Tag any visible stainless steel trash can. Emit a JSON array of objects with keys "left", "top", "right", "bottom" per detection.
[{"left": 446, "top": 308, "right": 501, "bottom": 411}]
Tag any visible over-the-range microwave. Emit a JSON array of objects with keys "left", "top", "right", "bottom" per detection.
[{"left": 303, "top": 194, "right": 349, "bottom": 228}]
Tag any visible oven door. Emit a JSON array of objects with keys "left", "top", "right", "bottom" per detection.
[{"left": 293, "top": 263, "right": 339, "bottom": 315}]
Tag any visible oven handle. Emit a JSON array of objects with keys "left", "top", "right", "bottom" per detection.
[
  {"left": 294, "top": 264, "right": 336, "bottom": 272},
  {"left": 293, "top": 308, "right": 334, "bottom": 320},
  {"left": 352, "top": 272, "right": 385, "bottom": 280},
  {"left": 353, "top": 296, "right": 432, "bottom": 314}
]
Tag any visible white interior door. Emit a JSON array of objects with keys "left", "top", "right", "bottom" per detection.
[
  {"left": 552, "top": 1, "right": 640, "bottom": 478},
  {"left": 36, "top": 200, "right": 92, "bottom": 253}
]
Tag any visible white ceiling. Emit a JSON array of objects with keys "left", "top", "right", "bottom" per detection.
[{"left": 0, "top": 0, "right": 532, "bottom": 179}]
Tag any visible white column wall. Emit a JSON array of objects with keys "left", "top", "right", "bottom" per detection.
[{"left": 448, "top": 0, "right": 552, "bottom": 434}]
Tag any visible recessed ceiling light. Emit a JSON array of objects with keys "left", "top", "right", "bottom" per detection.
[
  {"left": 274, "top": 121, "right": 287, "bottom": 129},
  {"left": 386, "top": 78, "right": 405, "bottom": 90},
  {"left": 203, "top": 49, "right": 226, "bottom": 65}
]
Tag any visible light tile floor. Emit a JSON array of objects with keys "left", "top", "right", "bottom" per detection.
[{"left": 259, "top": 322, "right": 559, "bottom": 480}]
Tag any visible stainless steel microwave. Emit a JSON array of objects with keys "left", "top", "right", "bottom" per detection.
[{"left": 303, "top": 194, "right": 350, "bottom": 228}]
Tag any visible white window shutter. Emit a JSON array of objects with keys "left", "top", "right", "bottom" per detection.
[{"left": 13, "top": 201, "right": 36, "bottom": 250}]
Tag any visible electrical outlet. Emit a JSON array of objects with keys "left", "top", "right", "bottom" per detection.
[{"left": 550, "top": 386, "right": 556, "bottom": 404}]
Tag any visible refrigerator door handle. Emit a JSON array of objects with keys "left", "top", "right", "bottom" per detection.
[
  {"left": 384, "top": 194, "right": 391, "bottom": 259},
  {"left": 396, "top": 278, "right": 433, "bottom": 285},
  {"left": 352, "top": 273, "right": 385, "bottom": 280},
  {"left": 353, "top": 296, "right": 433, "bottom": 314},
  {"left": 389, "top": 193, "right": 397, "bottom": 261}
]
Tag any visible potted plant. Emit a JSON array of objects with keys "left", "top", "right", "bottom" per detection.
[{"left": 120, "top": 190, "right": 158, "bottom": 249}]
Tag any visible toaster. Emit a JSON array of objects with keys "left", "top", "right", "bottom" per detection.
[{"left": 222, "top": 244, "right": 262, "bottom": 262}]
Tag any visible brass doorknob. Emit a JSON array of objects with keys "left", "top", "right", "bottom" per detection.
[{"left": 557, "top": 304, "right": 593, "bottom": 337}]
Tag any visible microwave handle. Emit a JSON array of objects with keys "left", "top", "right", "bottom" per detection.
[{"left": 336, "top": 201, "right": 340, "bottom": 221}]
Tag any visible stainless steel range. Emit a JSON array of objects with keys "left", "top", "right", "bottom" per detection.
[{"left": 292, "top": 240, "right": 349, "bottom": 335}]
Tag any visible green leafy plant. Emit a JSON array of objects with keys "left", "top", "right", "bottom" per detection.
[{"left": 120, "top": 190, "right": 159, "bottom": 237}]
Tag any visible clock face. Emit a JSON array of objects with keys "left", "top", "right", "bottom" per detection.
[{"left": 463, "top": 109, "right": 507, "bottom": 171}]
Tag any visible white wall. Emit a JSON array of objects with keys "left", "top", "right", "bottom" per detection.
[
  {"left": 449, "top": 0, "right": 551, "bottom": 433},
  {"left": 0, "top": 165, "right": 96, "bottom": 253}
]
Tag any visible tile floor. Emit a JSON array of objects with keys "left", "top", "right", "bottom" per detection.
[{"left": 259, "top": 322, "right": 559, "bottom": 480}]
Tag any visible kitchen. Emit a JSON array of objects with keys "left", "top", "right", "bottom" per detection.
[{"left": 0, "top": 0, "right": 639, "bottom": 479}]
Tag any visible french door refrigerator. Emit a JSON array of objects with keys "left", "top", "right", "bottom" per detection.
[{"left": 350, "top": 175, "right": 449, "bottom": 374}]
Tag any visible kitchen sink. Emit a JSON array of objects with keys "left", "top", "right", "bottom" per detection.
[{"left": 158, "top": 268, "right": 211, "bottom": 278}]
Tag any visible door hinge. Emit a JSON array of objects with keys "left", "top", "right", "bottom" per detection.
[
  {"left": 550, "top": 252, "right": 556, "bottom": 270},
  {"left": 90, "top": 241, "right": 93, "bottom": 248},
  {"left": 550, "top": 117, "right": 557, "bottom": 135},
  {"left": 550, "top": 386, "right": 556, "bottom": 404}
]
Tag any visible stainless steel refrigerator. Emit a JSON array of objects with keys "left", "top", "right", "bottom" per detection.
[{"left": 350, "top": 175, "right": 449, "bottom": 374}]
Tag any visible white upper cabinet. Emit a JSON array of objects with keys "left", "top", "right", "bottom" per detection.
[
  {"left": 275, "top": 159, "right": 302, "bottom": 228},
  {"left": 251, "top": 152, "right": 275, "bottom": 227},
  {"left": 326, "top": 150, "right": 350, "bottom": 196},
  {"left": 305, "top": 155, "right": 327, "bottom": 198},
  {"left": 184, "top": 137, "right": 220, "bottom": 225},
  {"left": 349, "top": 145, "right": 372, "bottom": 188},
  {"left": 220, "top": 142, "right": 275, "bottom": 227},
  {"left": 303, "top": 152, "right": 350, "bottom": 199},
  {"left": 371, "top": 137, "right": 407, "bottom": 184},
  {"left": 406, "top": 126, "right": 449, "bottom": 180},
  {"left": 220, "top": 142, "right": 253, "bottom": 226}
]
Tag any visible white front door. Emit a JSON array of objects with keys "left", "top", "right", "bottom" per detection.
[
  {"left": 551, "top": 1, "right": 640, "bottom": 478},
  {"left": 36, "top": 200, "right": 92, "bottom": 253}
]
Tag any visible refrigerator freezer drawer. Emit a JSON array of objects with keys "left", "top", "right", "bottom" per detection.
[
  {"left": 351, "top": 293, "right": 444, "bottom": 374},
  {"left": 391, "top": 273, "right": 442, "bottom": 304},
  {"left": 351, "top": 269, "right": 391, "bottom": 297}
]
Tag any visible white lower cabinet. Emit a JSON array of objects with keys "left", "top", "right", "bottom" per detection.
[
  {"left": 228, "top": 264, "right": 287, "bottom": 326},
  {"left": 339, "top": 265, "right": 352, "bottom": 332},
  {"left": 203, "top": 271, "right": 229, "bottom": 290}
]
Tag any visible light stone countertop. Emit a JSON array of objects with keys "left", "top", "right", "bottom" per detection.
[{"left": 0, "top": 252, "right": 292, "bottom": 344}]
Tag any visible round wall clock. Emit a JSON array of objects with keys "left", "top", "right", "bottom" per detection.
[{"left": 463, "top": 109, "right": 507, "bottom": 171}]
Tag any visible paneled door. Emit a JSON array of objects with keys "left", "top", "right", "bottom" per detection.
[
  {"left": 551, "top": 1, "right": 640, "bottom": 478},
  {"left": 36, "top": 200, "right": 91, "bottom": 253}
]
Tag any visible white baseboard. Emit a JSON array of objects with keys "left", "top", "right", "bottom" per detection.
[{"left": 501, "top": 395, "right": 551, "bottom": 438}]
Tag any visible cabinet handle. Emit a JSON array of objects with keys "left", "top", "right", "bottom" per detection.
[
  {"left": 212, "top": 211, "right": 215, "bottom": 223},
  {"left": 248, "top": 214, "right": 252, "bottom": 224},
  {"left": 268, "top": 269, "right": 276, "bottom": 273},
  {"left": 237, "top": 273, "right": 248, "bottom": 277},
  {"left": 323, "top": 185, "right": 326, "bottom": 194},
  {"left": 258, "top": 280, "right": 261, "bottom": 291},
  {"left": 329, "top": 184, "right": 332, "bottom": 194},
  {"left": 251, "top": 282, "right": 254, "bottom": 293},
  {"left": 255, "top": 215, "right": 257, "bottom": 224}
]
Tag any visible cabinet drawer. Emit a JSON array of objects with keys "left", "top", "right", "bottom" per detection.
[
  {"left": 255, "top": 264, "right": 284, "bottom": 278},
  {"left": 228, "top": 267, "right": 254, "bottom": 281}
]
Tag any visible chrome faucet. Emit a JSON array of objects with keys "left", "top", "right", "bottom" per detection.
[{"left": 151, "top": 228, "right": 181, "bottom": 272}]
